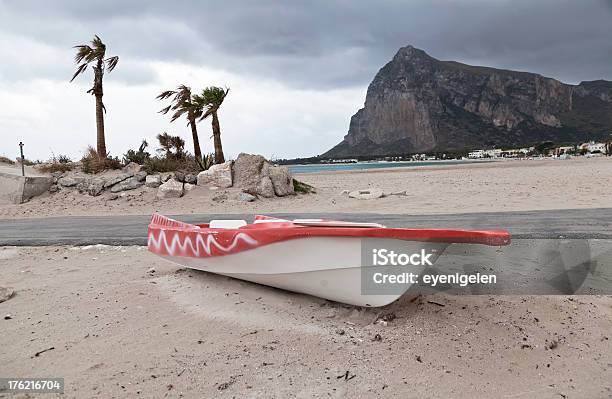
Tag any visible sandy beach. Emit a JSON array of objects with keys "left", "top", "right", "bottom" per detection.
[
  {"left": 1, "top": 245, "right": 611, "bottom": 398},
  {"left": 1, "top": 158, "right": 611, "bottom": 398},
  {"left": 1, "top": 157, "right": 611, "bottom": 219}
]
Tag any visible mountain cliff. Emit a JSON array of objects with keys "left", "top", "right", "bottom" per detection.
[{"left": 324, "top": 46, "right": 612, "bottom": 157}]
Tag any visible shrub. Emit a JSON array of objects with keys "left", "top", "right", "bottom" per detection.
[
  {"left": 38, "top": 162, "right": 74, "bottom": 173},
  {"left": 141, "top": 133, "right": 210, "bottom": 174},
  {"left": 156, "top": 132, "right": 186, "bottom": 159},
  {"left": 199, "top": 153, "right": 215, "bottom": 171},
  {"left": 56, "top": 154, "right": 72, "bottom": 164},
  {"left": 293, "top": 179, "right": 315, "bottom": 194},
  {"left": 143, "top": 154, "right": 201, "bottom": 174},
  {"left": 81, "top": 146, "right": 121, "bottom": 174},
  {"left": 122, "top": 139, "right": 151, "bottom": 165},
  {"left": 0, "top": 156, "right": 14, "bottom": 165}
]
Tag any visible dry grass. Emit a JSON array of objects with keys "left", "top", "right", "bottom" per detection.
[
  {"left": 0, "top": 156, "right": 15, "bottom": 165},
  {"left": 38, "top": 163, "right": 75, "bottom": 174},
  {"left": 81, "top": 146, "right": 121, "bottom": 174}
]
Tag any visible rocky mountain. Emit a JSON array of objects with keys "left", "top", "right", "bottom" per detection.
[{"left": 325, "top": 46, "right": 612, "bottom": 157}]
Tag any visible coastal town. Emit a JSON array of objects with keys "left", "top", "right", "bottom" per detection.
[{"left": 467, "top": 140, "right": 611, "bottom": 159}]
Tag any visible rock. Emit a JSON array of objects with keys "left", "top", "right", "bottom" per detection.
[
  {"left": 340, "top": 190, "right": 350, "bottom": 195},
  {"left": 389, "top": 190, "right": 408, "bottom": 196},
  {"left": 49, "top": 185, "right": 59, "bottom": 193},
  {"left": 58, "top": 176, "right": 84, "bottom": 187},
  {"left": 0, "top": 287, "right": 14, "bottom": 303},
  {"left": 254, "top": 176, "right": 275, "bottom": 198},
  {"left": 173, "top": 171, "right": 185, "bottom": 183},
  {"left": 107, "top": 194, "right": 119, "bottom": 201},
  {"left": 110, "top": 177, "right": 143, "bottom": 193},
  {"left": 160, "top": 173, "right": 173, "bottom": 182},
  {"left": 267, "top": 165, "right": 295, "bottom": 196},
  {"left": 157, "top": 179, "right": 183, "bottom": 199},
  {"left": 103, "top": 173, "right": 133, "bottom": 188},
  {"left": 122, "top": 162, "right": 143, "bottom": 174},
  {"left": 134, "top": 171, "right": 147, "bottom": 182},
  {"left": 323, "top": 45, "right": 612, "bottom": 157},
  {"left": 348, "top": 189, "right": 385, "bottom": 200},
  {"left": 77, "top": 178, "right": 106, "bottom": 196},
  {"left": 184, "top": 174, "right": 197, "bottom": 184},
  {"left": 147, "top": 267, "right": 156, "bottom": 274},
  {"left": 233, "top": 153, "right": 267, "bottom": 189},
  {"left": 145, "top": 175, "right": 162, "bottom": 188},
  {"left": 184, "top": 183, "right": 196, "bottom": 191},
  {"left": 197, "top": 162, "right": 233, "bottom": 188},
  {"left": 233, "top": 154, "right": 294, "bottom": 197},
  {"left": 237, "top": 192, "right": 256, "bottom": 202},
  {"left": 51, "top": 171, "right": 64, "bottom": 184}
]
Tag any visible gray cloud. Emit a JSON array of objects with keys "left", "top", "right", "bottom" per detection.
[{"left": 1, "top": 0, "right": 611, "bottom": 88}]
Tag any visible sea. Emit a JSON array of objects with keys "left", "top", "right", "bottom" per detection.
[{"left": 287, "top": 159, "right": 493, "bottom": 174}]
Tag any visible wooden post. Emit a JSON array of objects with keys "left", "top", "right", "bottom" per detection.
[{"left": 19, "top": 142, "right": 25, "bottom": 176}]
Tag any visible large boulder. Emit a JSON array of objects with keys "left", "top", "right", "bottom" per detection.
[
  {"left": 232, "top": 153, "right": 294, "bottom": 197},
  {"left": 110, "top": 177, "right": 143, "bottom": 193},
  {"left": 233, "top": 154, "right": 266, "bottom": 188},
  {"left": 134, "top": 171, "right": 148, "bottom": 182},
  {"left": 122, "top": 162, "right": 143, "bottom": 174},
  {"left": 145, "top": 175, "right": 161, "bottom": 188},
  {"left": 255, "top": 176, "right": 275, "bottom": 198},
  {"left": 104, "top": 173, "right": 133, "bottom": 188},
  {"left": 157, "top": 179, "right": 184, "bottom": 199},
  {"left": 267, "top": 165, "right": 295, "bottom": 196},
  {"left": 77, "top": 177, "right": 106, "bottom": 196},
  {"left": 197, "top": 161, "right": 233, "bottom": 188},
  {"left": 58, "top": 176, "right": 85, "bottom": 187}
]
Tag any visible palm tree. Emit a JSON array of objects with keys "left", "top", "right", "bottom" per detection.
[
  {"left": 156, "top": 85, "right": 203, "bottom": 160},
  {"left": 70, "top": 35, "right": 119, "bottom": 158},
  {"left": 193, "top": 87, "right": 230, "bottom": 164}
]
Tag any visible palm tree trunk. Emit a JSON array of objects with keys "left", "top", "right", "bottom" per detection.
[
  {"left": 188, "top": 112, "right": 202, "bottom": 160},
  {"left": 212, "top": 111, "right": 225, "bottom": 164},
  {"left": 93, "top": 62, "right": 106, "bottom": 158},
  {"left": 95, "top": 94, "right": 106, "bottom": 157}
]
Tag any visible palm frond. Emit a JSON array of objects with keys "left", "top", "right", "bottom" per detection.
[
  {"left": 198, "top": 108, "right": 212, "bottom": 121},
  {"left": 73, "top": 45, "right": 93, "bottom": 64},
  {"left": 105, "top": 56, "right": 119, "bottom": 72},
  {"left": 170, "top": 108, "right": 189, "bottom": 123},
  {"left": 158, "top": 105, "right": 172, "bottom": 115},
  {"left": 156, "top": 90, "right": 177, "bottom": 100},
  {"left": 70, "top": 63, "right": 88, "bottom": 82}
]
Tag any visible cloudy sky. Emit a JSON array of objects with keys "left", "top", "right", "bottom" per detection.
[{"left": 1, "top": 0, "right": 611, "bottom": 161}]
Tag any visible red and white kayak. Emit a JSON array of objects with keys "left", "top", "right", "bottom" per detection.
[{"left": 147, "top": 213, "right": 510, "bottom": 307}]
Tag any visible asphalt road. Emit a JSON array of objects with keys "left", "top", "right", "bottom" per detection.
[{"left": 0, "top": 208, "right": 611, "bottom": 246}]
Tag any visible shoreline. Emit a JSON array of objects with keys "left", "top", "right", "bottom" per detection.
[{"left": 0, "top": 157, "right": 611, "bottom": 220}]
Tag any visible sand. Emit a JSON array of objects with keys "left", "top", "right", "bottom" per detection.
[
  {"left": 1, "top": 246, "right": 611, "bottom": 398},
  {"left": 1, "top": 158, "right": 611, "bottom": 398},
  {"left": 1, "top": 157, "right": 611, "bottom": 219}
]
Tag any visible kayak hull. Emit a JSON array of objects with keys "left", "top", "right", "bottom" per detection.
[
  {"left": 148, "top": 214, "right": 510, "bottom": 307},
  {"left": 159, "top": 236, "right": 441, "bottom": 307}
]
